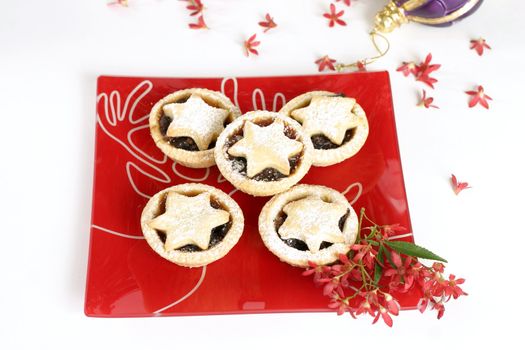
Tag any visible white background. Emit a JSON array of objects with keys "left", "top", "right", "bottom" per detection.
[{"left": 1, "top": 0, "right": 524, "bottom": 348}]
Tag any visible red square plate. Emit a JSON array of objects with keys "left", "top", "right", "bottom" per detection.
[{"left": 85, "top": 72, "right": 418, "bottom": 317}]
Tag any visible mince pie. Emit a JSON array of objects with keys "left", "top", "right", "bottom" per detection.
[
  {"left": 214, "top": 111, "right": 314, "bottom": 197},
  {"left": 140, "top": 183, "right": 244, "bottom": 267},
  {"left": 279, "top": 91, "right": 369, "bottom": 167},
  {"left": 258, "top": 184, "right": 358, "bottom": 267},
  {"left": 149, "top": 88, "right": 241, "bottom": 168}
]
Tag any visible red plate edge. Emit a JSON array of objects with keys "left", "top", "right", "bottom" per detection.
[{"left": 84, "top": 72, "right": 420, "bottom": 318}]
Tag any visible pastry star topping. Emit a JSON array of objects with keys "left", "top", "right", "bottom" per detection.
[
  {"left": 163, "top": 94, "right": 229, "bottom": 151},
  {"left": 228, "top": 120, "right": 303, "bottom": 178},
  {"left": 148, "top": 192, "right": 230, "bottom": 251},
  {"left": 291, "top": 96, "right": 360, "bottom": 145},
  {"left": 278, "top": 197, "right": 347, "bottom": 253}
]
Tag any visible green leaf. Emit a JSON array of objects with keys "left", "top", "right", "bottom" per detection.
[
  {"left": 374, "top": 247, "right": 384, "bottom": 285},
  {"left": 384, "top": 240, "right": 447, "bottom": 263},
  {"left": 382, "top": 245, "right": 394, "bottom": 266}
]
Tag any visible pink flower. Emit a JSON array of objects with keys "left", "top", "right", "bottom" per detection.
[
  {"left": 382, "top": 292, "right": 400, "bottom": 316},
  {"left": 372, "top": 306, "right": 394, "bottom": 327},
  {"left": 243, "top": 34, "right": 261, "bottom": 57},
  {"left": 417, "top": 53, "right": 441, "bottom": 77},
  {"left": 415, "top": 53, "right": 440, "bottom": 89},
  {"left": 432, "top": 301, "right": 446, "bottom": 319},
  {"left": 188, "top": 15, "right": 208, "bottom": 29},
  {"left": 432, "top": 262, "right": 445, "bottom": 273},
  {"left": 418, "top": 90, "right": 439, "bottom": 109},
  {"left": 451, "top": 174, "right": 471, "bottom": 195},
  {"left": 396, "top": 61, "right": 418, "bottom": 77},
  {"left": 443, "top": 274, "right": 467, "bottom": 299},
  {"left": 470, "top": 38, "right": 491, "bottom": 56},
  {"left": 356, "top": 299, "right": 376, "bottom": 317},
  {"left": 258, "top": 13, "right": 277, "bottom": 33},
  {"left": 328, "top": 298, "right": 348, "bottom": 316},
  {"left": 465, "top": 85, "right": 492, "bottom": 109},
  {"left": 315, "top": 55, "right": 337, "bottom": 72},
  {"left": 186, "top": 0, "right": 204, "bottom": 16},
  {"left": 351, "top": 243, "right": 377, "bottom": 269},
  {"left": 382, "top": 224, "right": 406, "bottom": 239},
  {"left": 323, "top": 3, "right": 347, "bottom": 27},
  {"left": 336, "top": 0, "right": 352, "bottom": 6},
  {"left": 384, "top": 252, "right": 415, "bottom": 292}
]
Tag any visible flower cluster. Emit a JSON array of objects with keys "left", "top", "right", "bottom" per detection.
[
  {"left": 302, "top": 209, "right": 467, "bottom": 327},
  {"left": 398, "top": 39, "right": 492, "bottom": 109},
  {"left": 397, "top": 53, "right": 441, "bottom": 89}
]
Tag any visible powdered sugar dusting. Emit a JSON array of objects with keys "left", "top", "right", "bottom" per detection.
[
  {"left": 258, "top": 184, "right": 358, "bottom": 267},
  {"left": 163, "top": 94, "right": 229, "bottom": 150},
  {"left": 279, "top": 197, "right": 348, "bottom": 253},
  {"left": 291, "top": 96, "right": 359, "bottom": 145},
  {"left": 227, "top": 119, "right": 303, "bottom": 177}
]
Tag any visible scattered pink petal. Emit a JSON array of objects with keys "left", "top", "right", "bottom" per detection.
[
  {"left": 465, "top": 85, "right": 492, "bottom": 109},
  {"left": 315, "top": 55, "right": 337, "bottom": 72},
  {"left": 323, "top": 3, "right": 347, "bottom": 27},
  {"left": 186, "top": 0, "right": 204, "bottom": 16},
  {"left": 415, "top": 53, "right": 440, "bottom": 89},
  {"left": 188, "top": 15, "right": 208, "bottom": 29},
  {"left": 451, "top": 174, "right": 471, "bottom": 195},
  {"left": 258, "top": 13, "right": 277, "bottom": 33},
  {"left": 107, "top": 0, "right": 128, "bottom": 6},
  {"left": 336, "top": 0, "right": 352, "bottom": 6},
  {"left": 470, "top": 38, "right": 491, "bottom": 56},
  {"left": 396, "top": 61, "right": 418, "bottom": 77},
  {"left": 417, "top": 53, "right": 441, "bottom": 76},
  {"left": 244, "top": 34, "right": 261, "bottom": 57},
  {"left": 418, "top": 90, "right": 439, "bottom": 109}
]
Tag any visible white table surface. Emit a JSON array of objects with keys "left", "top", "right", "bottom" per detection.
[{"left": 1, "top": 0, "right": 524, "bottom": 348}]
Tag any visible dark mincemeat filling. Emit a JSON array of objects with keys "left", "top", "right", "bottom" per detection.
[
  {"left": 154, "top": 196, "right": 231, "bottom": 252},
  {"left": 225, "top": 120, "right": 303, "bottom": 182},
  {"left": 274, "top": 208, "right": 350, "bottom": 251},
  {"left": 229, "top": 155, "right": 301, "bottom": 182},
  {"left": 311, "top": 128, "right": 356, "bottom": 150}
]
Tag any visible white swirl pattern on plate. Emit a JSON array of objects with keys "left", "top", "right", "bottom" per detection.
[
  {"left": 341, "top": 182, "right": 363, "bottom": 206},
  {"left": 153, "top": 266, "right": 207, "bottom": 315},
  {"left": 91, "top": 224, "right": 145, "bottom": 240}
]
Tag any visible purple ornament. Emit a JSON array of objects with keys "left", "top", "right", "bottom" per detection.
[{"left": 375, "top": 0, "right": 484, "bottom": 33}]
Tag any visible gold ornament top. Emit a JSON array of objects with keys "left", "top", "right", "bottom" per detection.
[
  {"left": 374, "top": 0, "right": 482, "bottom": 34},
  {"left": 374, "top": 1, "right": 410, "bottom": 34}
]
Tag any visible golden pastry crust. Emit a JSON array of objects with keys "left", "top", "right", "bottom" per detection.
[
  {"left": 141, "top": 183, "right": 244, "bottom": 267},
  {"left": 214, "top": 111, "right": 314, "bottom": 197},
  {"left": 279, "top": 91, "right": 369, "bottom": 167},
  {"left": 149, "top": 88, "right": 241, "bottom": 168},
  {"left": 258, "top": 184, "right": 358, "bottom": 267}
]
